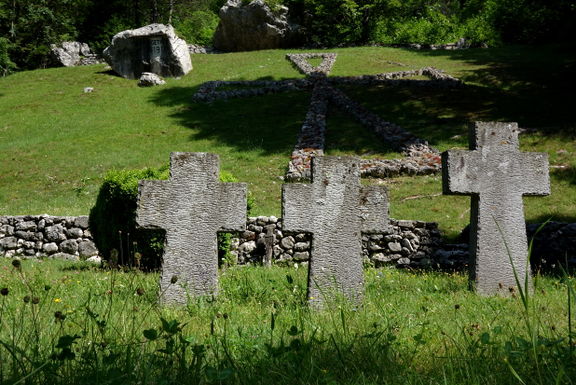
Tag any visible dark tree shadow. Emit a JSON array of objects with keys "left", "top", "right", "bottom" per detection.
[
  {"left": 551, "top": 166, "right": 576, "bottom": 186},
  {"left": 411, "top": 44, "right": 576, "bottom": 136},
  {"left": 149, "top": 82, "right": 310, "bottom": 155}
]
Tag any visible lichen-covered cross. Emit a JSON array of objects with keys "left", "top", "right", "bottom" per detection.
[
  {"left": 136, "top": 152, "right": 247, "bottom": 304},
  {"left": 282, "top": 156, "right": 389, "bottom": 307},
  {"left": 442, "top": 122, "right": 550, "bottom": 295}
]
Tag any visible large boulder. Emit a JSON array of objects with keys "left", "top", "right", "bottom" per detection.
[
  {"left": 50, "top": 42, "right": 94, "bottom": 67},
  {"left": 103, "top": 24, "right": 192, "bottom": 80},
  {"left": 213, "top": 0, "right": 302, "bottom": 52}
]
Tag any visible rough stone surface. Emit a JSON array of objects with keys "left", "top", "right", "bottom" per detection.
[
  {"left": 103, "top": 24, "right": 192, "bottom": 80},
  {"left": 442, "top": 122, "right": 550, "bottom": 295},
  {"left": 78, "top": 240, "right": 99, "bottom": 257},
  {"left": 137, "top": 152, "right": 247, "bottom": 304},
  {"left": 138, "top": 72, "right": 166, "bottom": 87},
  {"left": 50, "top": 42, "right": 102, "bottom": 67},
  {"left": 0, "top": 216, "right": 98, "bottom": 259},
  {"left": 213, "top": 0, "right": 301, "bottom": 52},
  {"left": 282, "top": 156, "right": 388, "bottom": 307}
]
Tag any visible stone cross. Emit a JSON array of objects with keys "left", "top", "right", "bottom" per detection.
[
  {"left": 136, "top": 152, "right": 247, "bottom": 304},
  {"left": 282, "top": 156, "right": 389, "bottom": 307},
  {"left": 442, "top": 122, "right": 550, "bottom": 295}
]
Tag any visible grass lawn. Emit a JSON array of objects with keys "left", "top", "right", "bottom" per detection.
[
  {"left": 0, "top": 258, "right": 574, "bottom": 384},
  {"left": 0, "top": 44, "right": 574, "bottom": 238}
]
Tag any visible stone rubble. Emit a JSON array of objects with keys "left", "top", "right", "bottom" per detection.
[{"left": 50, "top": 41, "right": 103, "bottom": 67}]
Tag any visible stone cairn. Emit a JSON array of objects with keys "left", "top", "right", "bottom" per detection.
[
  {"left": 442, "top": 122, "right": 550, "bottom": 295},
  {"left": 0, "top": 216, "right": 98, "bottom": 261},
  {"left": 193, "top": 53, "right": 462, "bottom": 181}
]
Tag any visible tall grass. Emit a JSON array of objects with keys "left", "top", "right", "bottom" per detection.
[{"left": 0, "top": 258, "right": 574, "bottom": 384}]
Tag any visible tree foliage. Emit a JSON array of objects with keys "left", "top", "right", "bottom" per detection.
[{"left": 0, "top": 0, "right": 574, "bottom": 70}]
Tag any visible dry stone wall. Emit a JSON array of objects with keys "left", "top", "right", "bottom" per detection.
[
  {"left": 2, "top": 215, "right": 574, "bottom": 272},
  {"left": 231, "top": 216, "right": 445, "bottom": 268},
  {"left": 0, "top": 215, "right": 98, "bottom": 260}
]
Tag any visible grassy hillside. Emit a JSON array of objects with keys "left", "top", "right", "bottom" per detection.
[{"left": 0, "top": 45, "right": 574, "bottom": 237}]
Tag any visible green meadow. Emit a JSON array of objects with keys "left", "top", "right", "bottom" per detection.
[{"left": 0, "top": 44, "right": 574, "bottom": 237}]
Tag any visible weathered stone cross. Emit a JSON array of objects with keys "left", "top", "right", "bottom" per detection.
[
  {"left": 282, "top": 156, "right": 389, "bottom": 307},
  {"left": 442, "top": 122, "right": 550, "bottom": 295},
  {"left": 136, "top": 152, "right": 247, "bottom": 304}
]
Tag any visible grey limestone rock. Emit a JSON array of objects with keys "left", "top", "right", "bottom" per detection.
[
  {"left": 239, "top": 240, "right": 257, "bottom": 254},
  {"left": 213, "top": 0, "right": 302, "bottom": 52},
  {"left": 0, "top": 237, "right": 18, "bottom": 249},
  {"left": 44, "top": 225, "right": 66, "bottom": 242},
  {"left": 294, "top": 241, "right": 309, "bottom": 251},
  {"left": 60, "top": 239, "right": 79, "bottom": 255},
  {"left": 66, "top": 228, "right": 84, "bottom": 239},
  {"left": 138, "top": 72, "right": 166, "bottom": 87},
  {"left": 388, "top": 242, "right": 402, "bottom": 252},
  {"left": 282, "top": 156, "right": 388, "bottom": 308},
  {"left": 78, "top": 240, "right": 99, "bottom": 258},
  {"left": 137, "top": 152, "right": 247, "bottom": 304},
  {"left": 74, "top": 216, "right": 90, "bottom": 229},
  {"left": 43, "top": 242, "right": 59, "bottom": 254},
  {"left": 51, "top": 252, "right": 79, "bottom": 261},
  {"left": 16, "top": 221, "right": 37, "bottom": 231},
  {"left": 103, "top": 24, "right": 192, "bottom": 80},
  {"left": 50, "top": 42, "right": 92, "bottom": 67},
  {"left": 292, "top": 251, "right": 309, "bottom": 261},
  {"left": 442, "top": 122, "right": 550, "bottom": 295},
  {"left": 86, "top": 255, "right": 103, "bottom": 265}
]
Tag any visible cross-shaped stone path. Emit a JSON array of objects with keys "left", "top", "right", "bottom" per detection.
[
  {"left": 442, "top": 122, "right": 550, "bottom": 295},
  {"left": 193, "top": 53, "right": 462, "bottom": 180}
]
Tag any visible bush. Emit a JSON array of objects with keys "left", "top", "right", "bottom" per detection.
[
  {"left": 89, "top": 165, "right": 254, "bottom": 270},
  {"left": 89, "top": 166, "right": 170, "bottom": 270},
  {"left": 173, "top": 10, "right": 219, "bottom": 46},
  {"left": 303, "top": 0, "right": 364, "bottom": 46}
]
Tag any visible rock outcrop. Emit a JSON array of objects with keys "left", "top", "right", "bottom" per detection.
[
  {"left": 103, "top": 24, "right": 192, "bottom": 80},
  {"left": 50, "top": 42, "right": 101, "bottom": 67},
  {"left": 213, "top": 0, "right": 301, "bottom": 52}
]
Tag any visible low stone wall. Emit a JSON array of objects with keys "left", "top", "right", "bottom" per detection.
[
  {"left": 0, "top": 216, "right": 98, "bottom": 260},
  {"left": 230, "top": 216, "right": 444, "bottom": 267},
  {"left": 2, "top": 215, "right": 574, "bottom": 271}
]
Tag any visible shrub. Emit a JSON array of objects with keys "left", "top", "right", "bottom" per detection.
[
  {"left": 89, "top": 166, "right": 169, "bottom": 270},
  {"left": 173, "top": 10, "right": 219, "bottom": 46},
  {"left": 303, "top": 0, "right": 364, "bottom": 47},
  {"left": 89, "top": 166, "right": 254, "bottom": 270}
]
